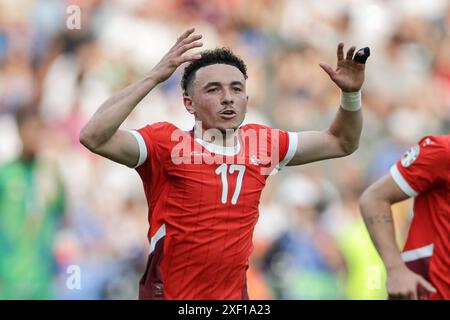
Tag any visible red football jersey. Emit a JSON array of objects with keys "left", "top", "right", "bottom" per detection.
[
  {"left": 130, "top": 122, "right": 297, "bottom": 299},
  {"left": 390, "top": 135, "right": 450, "bottom": 299}
]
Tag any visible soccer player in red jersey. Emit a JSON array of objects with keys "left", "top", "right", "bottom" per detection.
[
  {"left": 80, "top": 28, "right": 368, "bottom": 299},
  {"left": 360, "top": 135, "right": 450, "bottom": 299}
]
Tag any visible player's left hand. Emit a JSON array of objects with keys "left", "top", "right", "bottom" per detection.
[{"left": 319, "top": 43, "right": 367, "bottom": 92}]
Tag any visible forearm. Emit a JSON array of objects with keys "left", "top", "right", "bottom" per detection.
[
  {"left": 80, "top": 74, "right": 159, "bottom": 149},
  {"left": 360, "top": 194, "right": 405, "bottom": 270},
  {"left": 327, "top": 93, "right": 363, "bottom": 154}
]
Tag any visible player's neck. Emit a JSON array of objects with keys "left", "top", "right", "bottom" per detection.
[{"left": 193, "top": 122, "right": 239, "bottom": 148}]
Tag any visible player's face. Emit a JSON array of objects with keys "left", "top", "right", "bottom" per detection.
[{"left": 184, "top": 64, "right": 248, "bottom": 132}]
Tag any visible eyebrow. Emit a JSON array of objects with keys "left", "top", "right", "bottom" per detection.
[{"left": 202, "top": 81, "right": 244, "bottom": 89}]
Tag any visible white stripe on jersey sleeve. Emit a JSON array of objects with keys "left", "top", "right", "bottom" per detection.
[
  {"left": 150, "top": 223, "right": 166, "bottom": 254},
  {"left": 401, "top": 243, "right": 434, "bottom": 262},
  {"left": 389, "top": 164, "right": 418, "bottom": 197},
  {"left": 277, "top": 131, "right": 298, "bottom": 169},
  {"left": 129, "top": 130, "right": 148, "bottom": 168}
]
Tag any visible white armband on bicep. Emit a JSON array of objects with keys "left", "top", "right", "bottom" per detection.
[{"left": 129, "top": 130, "right": 148, "bottom": 168}]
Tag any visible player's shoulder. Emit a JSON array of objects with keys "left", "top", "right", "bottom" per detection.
[
  {"left": 136, "top": 122, "right": 185, "bottom": 149},
  {"left": 139, "top": 121, "right": 181, "bottom": 137},
  {"left": 416, "top": 134, "right": 450, "bottom": 152},
  {"left": 144, "top": 121, "right": 179, "bottom": 131},
  {"left": 400, "top": 134, "right": 450, "bottom": 169},
  {"left": 240, "top": 123, "right": 283, "bottom": 135},
  {"left": 240, "top": 123, "right": 273, "bottom": 131},
  {"left": 433, "top": 134, "right": 450, "bottom": 149}
]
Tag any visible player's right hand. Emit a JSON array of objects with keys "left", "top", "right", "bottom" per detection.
[
  {"left": 386, "top": 265, "right": 436, "bottom": 300},
  {"left": 149, "top": 28, "right": 203, "bottom": 83}
]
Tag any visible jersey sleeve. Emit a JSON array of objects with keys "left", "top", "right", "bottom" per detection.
[
  {"left": 390, "top": 135, "right": 450, "bottom": 197},
  {"left": 243, "top": 124, "right": 298, "bottom": 171},
  {"left": 128, "top": 121, "right": 175, "bottom": 178},
  {"left": 276, "top": 129, "right": 298, "bottom": 170}
]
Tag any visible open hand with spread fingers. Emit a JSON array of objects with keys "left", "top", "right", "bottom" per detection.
[
  {"left": 319, "top": 43, "right": 368, "bottom": 92},
  {"left": 150, "top": 28, "right": 203, "bottom": 84}
]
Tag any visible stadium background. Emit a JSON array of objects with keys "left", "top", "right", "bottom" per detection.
[{"left": 0, "top": 0, "right": 449, "bottom": 299}]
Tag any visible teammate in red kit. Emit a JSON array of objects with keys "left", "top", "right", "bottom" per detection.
[
  {"left": 360, "top": 135, "right": 450, "bottom": 299},
  {"left": 80, "top": 28, "right": 369, "bottom": 299}
]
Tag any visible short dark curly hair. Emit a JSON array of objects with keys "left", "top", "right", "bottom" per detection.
[{"left": 181, "top": 47, "right": 248, "bottom": 95}]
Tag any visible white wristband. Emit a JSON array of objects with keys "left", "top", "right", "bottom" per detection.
[{"left": 340, "top": 91, "right": 361, "bottom": 111}]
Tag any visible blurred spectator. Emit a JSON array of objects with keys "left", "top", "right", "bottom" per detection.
[
  {"left": 262, "top": 174, "right": 347, "bottom": 299},
  {"left": 0, "top": 108, "right": 65, "bottom": 299}
]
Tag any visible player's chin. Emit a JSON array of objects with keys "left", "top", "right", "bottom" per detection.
[{"left": 217, "top": 119, "right": 242, "bottom": 132}]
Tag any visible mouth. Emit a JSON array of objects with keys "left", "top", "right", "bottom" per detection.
[{"left": 219, "top": 109, "right": 237, "bottom": 119}]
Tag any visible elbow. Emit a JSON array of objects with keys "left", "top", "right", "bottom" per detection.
[
  {"left": 79, "top": 127, "right": 100, "bottom": 151},
  {"left": 358, "top": 188, "right": 373, "bottom": 217},
  {"left": 340, "top": 140, "right": 359, "bottom": 156},
  {"left": 328, "top": 129, "right": 360, "bottom": 157},
  {"left": 359, "top": 186, "right": 387, "bottom": 218},
  {"left": 346, "top": 142, "right": 359, "bottom": 155}
]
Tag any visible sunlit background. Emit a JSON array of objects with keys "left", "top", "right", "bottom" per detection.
[{"left": 0, "top": 0, "right": 449, "bottom": 299}]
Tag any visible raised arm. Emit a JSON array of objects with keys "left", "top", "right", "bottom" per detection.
[
  {"left": 359, "top": 174, "right": 436, "bottom": 299},
  {"left": 79, "top": 28, "right": 203, "bottom": 167},
  {"left": 287, "top": 43, "right": 366, "bottom": 166}
]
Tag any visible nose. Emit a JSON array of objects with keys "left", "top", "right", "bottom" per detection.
[{"left": 221, "top": 89, "right": 233, "bottom": 105}]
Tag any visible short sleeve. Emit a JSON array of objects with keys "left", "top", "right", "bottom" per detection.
[
  {"left": 390, "top": 135, "right": 449, "bottom": 197},
  {"left": 128, "top": 121, "right": 175, "bottom": 176},
  {"left": 128, "top": 130, "right": 147, "bottom": 168},
  {"left": 242, "top": 124, "right": 298, "bottom": 171},
  {"left": 276, "top": 130, "right": 298, "bottom": 170}
]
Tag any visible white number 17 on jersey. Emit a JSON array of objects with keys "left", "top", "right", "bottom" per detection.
[{"left": 215, "top": 164, "right": 246, "bottom": 205}]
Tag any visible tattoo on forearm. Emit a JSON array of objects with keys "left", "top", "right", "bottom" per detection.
[{"left": 364, "top": 214, "right": 393, "bottom": 225}]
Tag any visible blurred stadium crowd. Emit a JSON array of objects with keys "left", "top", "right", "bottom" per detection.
[{"left": 0, "top": 0, "right": 449, "bottom": 299}]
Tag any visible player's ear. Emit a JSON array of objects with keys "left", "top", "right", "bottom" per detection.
[{"left": 183, "top": 94, "right": 195, "bottom": 114}]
